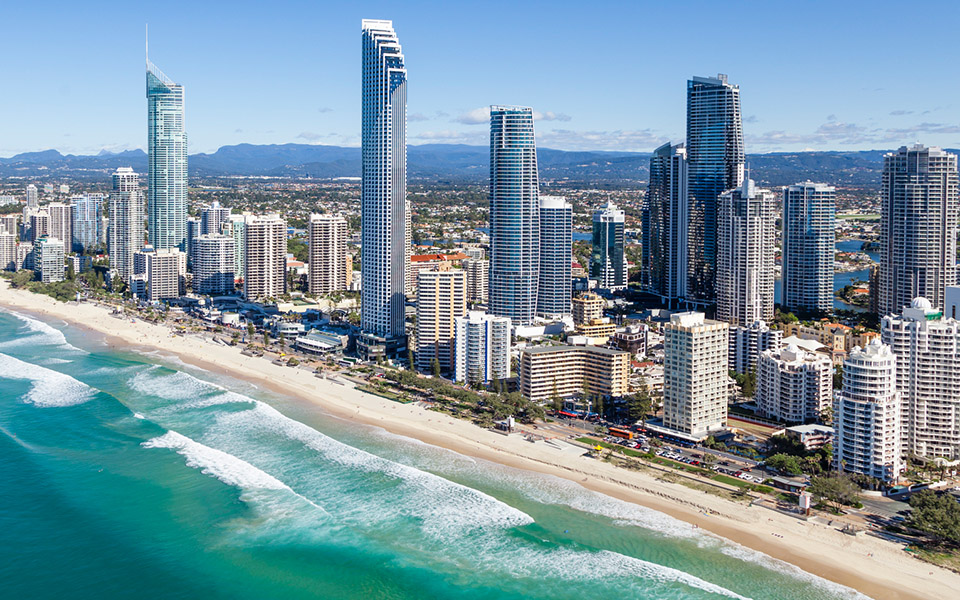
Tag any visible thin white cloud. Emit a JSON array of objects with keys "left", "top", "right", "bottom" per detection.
[
  {"left": 408, "top": 113, "right": 430, "bottom": 122},
  {"left": 297, "top": 131, "right": 324, "bottom": 141},
  {"left": 748, "top": 120, "right": 960, "bottom": 148},
  {"left": 533, "top": 111, "right": 572, "bottom": 122},
  {"left": 455, "top": 107, "right": 490, "bottom": 124}
]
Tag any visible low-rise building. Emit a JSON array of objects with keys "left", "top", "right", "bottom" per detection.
[{"left": 783, "top": 424, "right": 834, "bottom": 451}]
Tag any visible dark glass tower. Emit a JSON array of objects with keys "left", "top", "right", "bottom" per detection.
[{"left": 685, "top": 74, "right": 743, "bottom": 303}]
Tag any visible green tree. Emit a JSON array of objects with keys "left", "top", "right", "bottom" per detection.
[
  {"left": 247, "top": 322, "right": 255, "bottom": 340},
  {"left": 407, "top": 348, "right": 415, "bottom": 370},
  {"left": 431, "top": 358, "right": 441, "bottom": 378},
  {"left": 741, "top": 369, "right": 756, "bottom": 397},
  {"left": 833, "top": 364, "right": 844, "bottom": 390},
  {"left": 626, "top": 387, "right": 652, "bottom": 423},
  {"left": 593, "top": 394, "right": 605, "bottom": 420},
  {"left": 808, "top": 473, "right": 860, "bottom": 513},
  {"left": 66, "top": 261, "right": 75, "bottom": 281},
  {"left": 908, "top": 489, "right": 960, "bottom": 546},
  {"left": 765, "top": 453, "right": 804, "bottom": 475},
  {"left": 279, "top": 332, "right": 286, "bottom": 349},
  {"left": 263, "top": 331, "right": 270, "bottom": 348}
]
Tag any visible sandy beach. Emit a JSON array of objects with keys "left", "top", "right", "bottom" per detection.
[{"left": 1, "top": 280, "right": 956, "bottom": 600}]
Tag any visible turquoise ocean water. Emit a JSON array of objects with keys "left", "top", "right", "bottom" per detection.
[{"left": 0, "top": 308, "right": 870, "bottom": 600}]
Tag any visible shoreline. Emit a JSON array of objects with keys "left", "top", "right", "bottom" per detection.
[{"left": 0, "top": 281, "right": 956, "bottom": 600}]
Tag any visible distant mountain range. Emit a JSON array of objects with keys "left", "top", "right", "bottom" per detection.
[{"left": 2, "top": 143, "right": 951, "bottom": 187}]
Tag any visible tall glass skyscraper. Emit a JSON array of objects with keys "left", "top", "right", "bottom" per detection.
[
  {"left": 489, "top": 106, "right": 540, "bottom": 325},
  {"left": 782, "top": 182, "right": 835, "bottom": 314},
  {"left": 360, "top": 19, "right": 408, "bottom": 358},
  {"left": 686, "top": 74, "right": 744, "bottom": 303},
  {"left": 646, "top": 142, "right": 688, "bottom": 306},
  {"left": 147, "top": 57, "right": 187, "bottom": 251},
  {"left": 108, "top": 167, "right": 144, "bottom": 283},
  {"left": 591, "top": 202, "right": 627, "bottom": 291},
  {"left": 879, "top": 145, "right": 958, "bottom": 315},
  {"left": 537, "top": 195, "right": 572, "bottom": 319},
  {"left": 71, "top": 193, "right": 104, "bottom": 253}
]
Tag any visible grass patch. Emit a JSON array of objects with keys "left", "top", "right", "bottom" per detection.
[
  {"left": 356, "top": 384, "right": 413, "bottom": 403},
  {"left": 911, "top": 546, "right": 960, "bottom": 574}
]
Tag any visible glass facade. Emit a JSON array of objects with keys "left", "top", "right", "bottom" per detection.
[
  {"left": 489, "top": 106, "right": 539, "bottom": 325},
  {"left": 360, "top": 19, "right": 408, "bottom": 348},
  {"left": 782, "top": 183, "right": 835, "bottom": 314},
  {"left": 646, "top": 142, "right": 688, "bottom": 304},
  {"left": 685, "top": 74, "right": 744, "bottom": 303},
  {"left": 537, "top": 196, "right": 572, "bottom": 318},
  {"left": 147, "top": 61, "right": 187, "bottom": 251},
  {"left": 71, "top": 193, "right": 103, "bottom": 253},
  {"left": 591, "top": 202, "right": 626, "bottom": 291}
]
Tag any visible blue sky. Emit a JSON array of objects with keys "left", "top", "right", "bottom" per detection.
[{"left": 1, "top": 0, "right": 958, "bottom": 157}]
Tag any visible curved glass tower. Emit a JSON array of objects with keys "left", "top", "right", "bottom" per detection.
[
  {"left": 489, "top": 106, "right": 539, "bottom": 325},
  {"left": 686, "top": 74, "right": 744, "bottom": 303},
  {"left": 360, "top": 19, "right": 407, "bottom": 358},
  {"left": 146, "top": 59, "right": 187, "bottom": 251}
]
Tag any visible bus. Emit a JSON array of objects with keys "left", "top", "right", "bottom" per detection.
[{"left": 608, "top": 427, "right": 634, "bottom": 440}]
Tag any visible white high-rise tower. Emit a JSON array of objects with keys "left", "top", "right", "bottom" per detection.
[
  {"left": 359, "top": 19, "right": 408, "bottom": 359},
  {"left": 716, "top": 178, "right": 775, "bottom": 327}
]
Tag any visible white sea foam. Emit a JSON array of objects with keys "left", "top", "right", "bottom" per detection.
[
  {"left": 0, "top": 310, "right": 85, "bottom": 353},
  {"left": 0, "top": 352, "right": 96, "bottom": 406},
  {"left": 133, "top": 413, "right": 145, "bottom": 420},
  {"left": 143, "top": 430, "right": 290, "bottom": 491},
  {"left": 128, "top": 368, "right": 254, "bottom": 410},
  {"left": 364, "top": 425, "right": 704, "bottom": 541},
  {"left": 42, "top": 357, "right": 73, "bottom": 365},
  {"left": 210, "top": 402, "right": 534, "bottom": 536}
]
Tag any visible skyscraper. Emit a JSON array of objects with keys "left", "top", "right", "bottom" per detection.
[
  {"left": 193, "top": 234, "right": 235, "bottom": 295},
  {"left": 415, "top": 267, "right": 467, "bottom": 373},
  {"left": 686, "top": 74, "right": 744, "bottom": 302},
  {"left": 878, "top": 145, "right": 958, "bottom": 315},
  {"left": 646, "top": 142, "right": 688, "bottom": 305},
  {"left": 537, "top": 195, "right": 572, "bottom": 319},
  {"left": 833, "top": 339, "right": 903, "bottom": 484},
  {"left": 591, "top": 202, "right": 627, "bottom": 291},
  {"left": 781, "top": 182, "right": 836, "bottom": 314},
  {"left": 46, "top": 203, "right": 72, "bottom": 251},
  {"left": 109, "top": 167, "right": 145, "bottom": 284},
  {"left": 35, "top": 237, "right": 65, "bottom": 283},
  {"left": 882, "top": 297, "right": 960, "bottom": 461},
  {"left": 716, "top": 178, "right": 775, "bottom": 327},
  {"left": 147, "top": 55, "right": 187, "bottom": 251},
  {"left": 489, "top": 106, "right": 540, "bottom": 325},
  {"left": 200, "top": 201, "right": 231, "bottom": 236},
  {"left": 224, "top": 215, "right": 246, "bottom": 279},
  {"left": 454, "top": 311, "right": 511, "bottom": 386},
  {"left": 308, "top": 213, "right": 348, "bottom": 295},
  {"left": 25, "top": 184, "right": 38, "bottom": 209},
  {"left": 360, "top": 19, "right": 408, "bottom": 358},
  {"left": 662, "top": 312, "right": 729, "bottom": 440},
  {"left": 243, "top": 214, "right": 286, "bottom": 301},
  {"left": 71, "top": 193, "right": 103, "bottom": 253}
]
